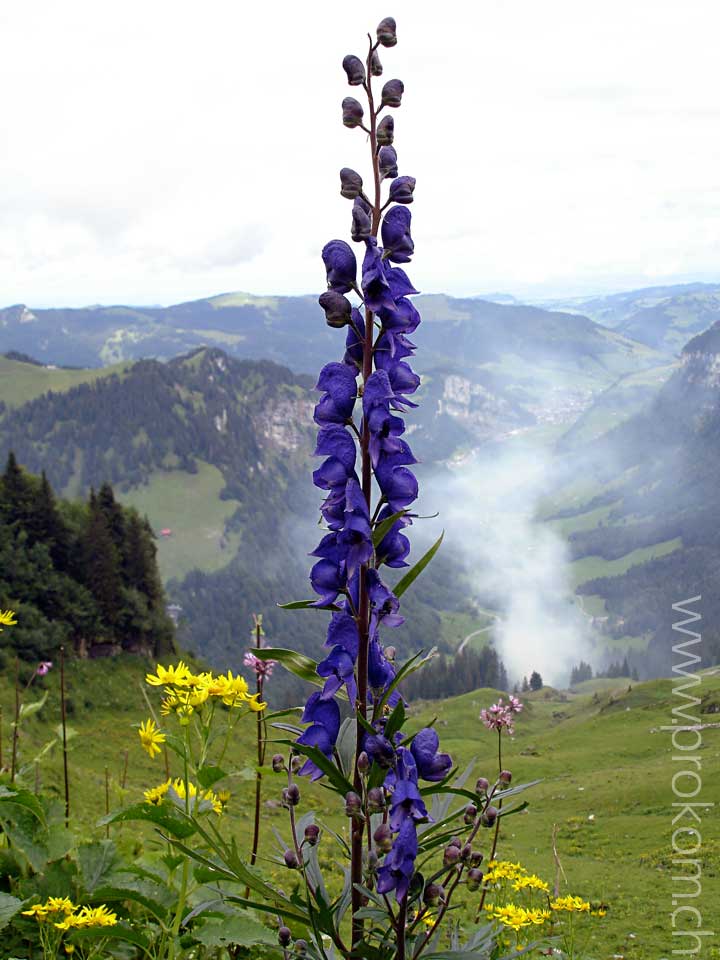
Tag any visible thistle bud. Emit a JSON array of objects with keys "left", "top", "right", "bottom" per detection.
[
  {"left": 342, "top": 97, "right": 364, "bottom": 129},
  {"left": 461, "top": 842, "right": 473, "bottom": 862},
  {"left": 377, "top": 115, "right": 394, "bottom": 146},
  {"left": 371, "top": 49, "right": 383, "bottom": 76},
  {"left": 467, "top": 867, "right": 484, "bottom": 891},
  {"left": 284, "top": 849, "right": 299, "bottom": 869},
  {"left": 463, "top": 803, "right": 478, "bottom": 824},
  {"left": 424, "top": 882, "right": 445, "bottom": 905},
  {"left": 481, "top": 805, "right": 498, "bottom": 828},
  {"left": 377, "top": 16, "right": 397, "bottom": 47},
  {"left": 389, "top": 176, "right": 416, "bottom": 205},
  {"left": 367, "top": 786, "right": 386, "bottom": 813},
  {"left": 344, "top": 790, "right": 363, "bottom": 818},
  {"left": 342, "top": 54, "right": 366, "bottom": 86},
  {"left": 283, "top": 784, "right": 300, "bottom": 806},
  {"left": 378, "top": 146, "right": 398, "bottom": 180},
  {"left": 272, "top": 753, "right": 285, "bottom": 773},
  {"left": 351, "top": 198, "right": 372, "bottom": 242},
  {"left": 381, "top": 79, "right": 404, "bottom": 108},
  {"left": 374, "top": 822, "right": 393, "bottom": 853},
  {"left": 475, "top": 777, "right": 490, "bottom": 795},
  {"left": 443, "top": 843, "right": 461, "bottom": 867},
  {"left": 294, "top": 939, "right": 308, "bottom": 956},
  {"left": 340, "top": 167, "right": 363, "bottom": 200},
  {"left": 319, "top": 290, "right": 352, "bottom": 328},
  {"left": 304, "top": 824, "right": 320, "bottom": 846},
  {"left": 499, "top": 769, "right": 512, "bottom": 784},
  {"left": 278, "top": 926, "right": 292, "bottom": 947}
]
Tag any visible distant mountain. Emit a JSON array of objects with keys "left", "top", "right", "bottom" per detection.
[{"left": 539, "top": 282, "right": 720, "bottom": 355}]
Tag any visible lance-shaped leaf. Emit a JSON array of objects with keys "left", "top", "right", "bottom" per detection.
[
  {"left": 393, "top": 531, "right": 444, "bottom": 598},
  {"left": 99, "top": 802, "right": 196, "bottom": 839}
]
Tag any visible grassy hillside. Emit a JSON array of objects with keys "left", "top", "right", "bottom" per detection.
[
  {"left": 2, "top": 658, "right": 716, "bottom": 958},
  {"left": 0, "top": 355, "right": 131, "bottom": 409}
]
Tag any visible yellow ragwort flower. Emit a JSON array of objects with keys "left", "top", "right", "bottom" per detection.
[
  {"left": 0, "top": 609, "right": 17, "bottom": 628},
  {"left": 55, "top": 904, "right": 117, "bottom": 930},
  {"left": 144, "top": 780, "right": 171, "bottom": 805},
  {"left": 22, "top": 903, "right": 49, "bottom": 919},
  {"left": 138, "top": 718, "right": 166, "bottom": 759},
  {"left": 46, "top": 896, "right": 76, "bottom": 915},
  {"left": 484, "top": 903, "right": 534, "bottom": 931},
  {"left": 145, "top": 661, "right": 192, "bottom": 687},
  {"left": 483, "top": 860, "right": 526, "bottom": 884},
  {"left": 551, "top": 895, "right": 591, "bottom": 913},
  {"left": 512, "top": 874, "right": 550, "bottom": 894}
]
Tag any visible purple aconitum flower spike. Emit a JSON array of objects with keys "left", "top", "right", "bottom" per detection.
[
  {"left": 341, "top": 96, "right": 364, "bottom": 128},
  {"left": 389, "top": 175, "right": 416, "bottom": 204},
  {"left": 351, "top": 198, "right": 372, "bottom": 242},
  {"left": 377, "top": 115, "right": 394, "bottom": 146},
  {"left": 370, "top": 49, "right": 383, "bottom": 76},
  {"left": 381, "top": 206, "right": 414, "bottom": 263},
  {"left": 322, "top": 239, "right": 357, "bottom": 293},
  {"left": 342, "top": 54, "right": 366, "bottom": 86},
  {"left": 381, "top": 78, "right": 404, "bottom": 108},
  {"left": 376, "top": 16, "right": 398, "bottom": 47},
  {"left": 340, "top": 167, "right": 363, "bottom": 200},
  {"left": 378, "top": 145, "right": 398, "bottom": 180},
  {"left": 318, "top": 290, "right": 352, "bottom": 328}
]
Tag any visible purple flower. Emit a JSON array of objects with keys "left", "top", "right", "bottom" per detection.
[
  {"left": 314, "top": 362, "right": 357, "bottom": 425},
  {"left": 410, "top": 728, "right": 453, "bottom": 782},
  {"left": 340, "top": 167, "right": 364, "bottom": 199},
  {"left": 376, "top": 16, "right": 398, "bottom": 48},
  {"left": 362, "top": 239, "right": 396, "bottom": 313},
  {"left": 376, "top": 817, "right": 417, "bottom": 903},
  {"left": 341, "top": 97, "right": 364, "bottom": 129},
  {"left": 318, "top": 645, "right": 357, "bottom": 704},
  {"left": 378, "top": 145, "right": 398, "bottom": 180},
  {"left": 297, "top": 692, "right": 341, "bottom": 780},
  {"left": 381, "top": 78, "right": 404, "bottom": 108},
  {"left": 319, "top": 290, "right": 352, "bottom": 329},
  {"left": 381, "top": 207, "right": 414, "bottom": 263},
  {"left": 309, "top": 533, "right": 346, "bottom": 606},
  {"left": 389, "top": 176, "right": 416, "bottom": 204},
  {"left": 375, "top": 505, "right": 411, "bottom": 568},
  {"left": 322, "top": 239, "right": 357, "bottom": 293},
  {"left": 351, "top": 197, "right": 372, "bottom": 242},
  {"left": 342, "top": 55, "right": 365, "bottom": 86},
  {"left": 368, "top": 638, "right": 396, "bottom": 692},
  {"left": 343, "top": 310, "right": 365, "bottom": 370},
  {"left": 365, "top": 731, "right": 396, "bottom": 767},
  {"left": 313, "top": 425, "right": 357, "bottom": 490},
  {"left": 36, "top": 661, "right": 53, "bottom": 676},
  {"left": 244, "top": 651, "right": 276, "bottom": 678},
  {"left": 480, "top": 696, "right": 523, "bottom": 735},
  {"left": 377, "top": 114, "right": 394, "bottom": 145}
]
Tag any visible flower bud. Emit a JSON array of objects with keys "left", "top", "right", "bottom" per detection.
[
  {"left": 389, "top": 176, "right": 416, "bottom": 205},
  {"left": 291, "top": 754, "right": 304, "bottom": 773},
  {"left": 367, "top": 849, "right": 379, "bottom": 870},
  {"left": 461, "top": 842, "right": 473, "bottom": 862},
  {"left": 319, "top": 290, "right": 352, "bottom": 328},
  {"left": 304, "top": 824, "right": 320, "bottom": 846},
  {"left": 374, "top": 822, "right": 393, "bottom": 853},
  {"left": 344, "top": 790, "right": 363, "bottom": 818},
  {"left": 377, "top": 16, "right": 397, "bottom": 47},
  {"left": 284, "top": 849, "right": 299, "bottom": 869},
  {"left": 424, "top": 882, "right": 445, "bottom": 905},
  {"left": 463, "top": 803, "right": 478, "bottom": 824},
  {"left": 294, "top": 939, "right": 307, "bottom": 956},
  {"left": 381, "top": 79, "right": 404, "bottom": 108},
  {"left": 449, "top": 835, "right": 462, "bottom": 848},
  {"left": 466, "top": 867, "right": 484, "bottom": 891},
  {"left": 351, "top": 198, "right": 372, "bottom": 242},
  {"left": 342, "top": 97, "right": 364, "bottom": 129},
  {"left": 272, "top": 753, "right": 285, "bottom": 773},
  {"left": 283, "top": 784, "right": 300, "bottom": 806},
  {"left": 278, "top": 926, "right": 292, "bottom": 947},
  {"left": 481, "top": 805, "right": 498, "bottom": 828},
  {"left": 377, "top": 115, "right": 394, "bottom": 146},
  {"left": 475, "top": 777, "right": 490, "bottom": 795},
  {"left": 384, "top": 645, "right": 396, "bottom": 661},
  {"left": 378, "top": 146, "right": 398, "bottom": 180},
  {"left": 357, "top": 750, "right": 371, "bottom": 774},
  {"left": 342, "top": 54, "right": 366, "bottom": 86},
  {"left": 371, "top": 49, "right": 383, "bottom": 76},
  {"left": 340, "top": 167, "right": 363, "bottom": 200},
  {"left": 471, "top": 849, "right": 484, "bottom": 867},
  {"left": 499, "top": 769, "right": 512, "bottom": 784},
  {"left": 443, "top": 843, "right": 461, "bottom": 867},
  {"left": 367, "top": 786, "right": 386, "bottom": 813}
]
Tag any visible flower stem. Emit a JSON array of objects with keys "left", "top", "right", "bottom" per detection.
[{"left": 60, "top": 646, "right": 70, "bottom": 826}]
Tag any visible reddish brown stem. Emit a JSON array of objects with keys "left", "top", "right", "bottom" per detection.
[{"left": 60, "top": 646, "right": 70, "bottom": 827}]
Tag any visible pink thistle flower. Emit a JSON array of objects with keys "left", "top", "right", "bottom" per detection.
[
  {"left": 244, "top": 651, "right": 276, "bottom": 679},
  {"left": 36, "top": 661, "right": 53, "bottom": 676},
  {"left": 479, "top": 696, "right": 523, "bottom": 735}
]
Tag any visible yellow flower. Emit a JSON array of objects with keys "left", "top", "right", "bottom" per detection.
[
  {"left": 512, "top": 874, "right": 549, "bottom": 894},
  {"left": 484, "top": 903, "right": 534, "bottom": 931},
  {"left": 0, "top": 609, "right": 17, "bottom": 628},
  {"left": 22, "top": 903, "right": 49, "bottom": 919},
  {"left": 138, "top": 718, "right": 166, "bottom": 759},
  {"left": 46, "top": 896, "right": 76, "bottom": 914},
  {"left": 216, "top": 790, "right": 231, "bottom": 812},
  {"left": 591, "top": 908, "right": 608, "bottom": 917},
  {"left": 144, "top": 780, "right": 170, "bottom": 805},
  {"left": 551, "top": 895, "right": 591, "bottom": 913},
  {"left": 246, "top": 693, "right": 267, "bottom": 712},
  {"left": 145, "top": 661, "right": 192, "bottom": 687},
  {"left": 55, "top": 904, "right": 117, "bottom": 930},
  {"left": 483, "top": 860, "right": 526, "bottom": 884},
  {"left": 211, "top": 670, "right": 250, "bottom": 706}
]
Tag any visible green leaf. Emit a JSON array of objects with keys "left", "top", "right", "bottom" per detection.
[
  {"left": 78, "top": 840, "right": 119, "bottom": 893},
  {"left": 99, "top": 802, "right": 197, "bottom": 839},
  {"left": 69, "top": 923, "right": 150, "bottom": 950},
  {"left": 253, "top": 648, "right": 321, "bottom": 684},
  {"left": 384, "top": 699, "right": 406, "bottom": 739},
  {"left": 372, "top": 509, "right": 408, "bottom": 547},
  {"left": 277, "top": 599, "right": 340, "bottom": 611},
  {"left": 0, "top": 786, "right": 47, "bottom": 826},
  {"left": 193, "top": 913, "right": 277, "bottom": 948},
  {"left": 0, "top": 892, "right": 23, "bottom": 932},
  {"left": 276, "top": 739, "right": 354, "bottom": 796},
  {"left": 92, "top": 882, "right": 171, "bottom": 921},
  {"left": 197, "top": 766, "right": 227, "bottom": 789},
  {"left": 18, "top": 690, "right": 48, "bottom": 720},
  {"left": 393, "top": 531, "right": 444, "bottom": 598}
]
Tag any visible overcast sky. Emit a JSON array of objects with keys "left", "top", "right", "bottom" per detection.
[{"left": 1, "top": 0, "right": 719, "bottom": 307}]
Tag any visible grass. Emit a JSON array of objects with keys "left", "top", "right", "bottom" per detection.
[
  {"left": 0, "top": 356, "right": 130, "bottom": 409},
  {"left": 439, "top": 610, "right": 496, "bottom": 650},
  {"left": 3, "top": 656, "right": 718, "bottom": 959},
  {"left": 569, "top": 538, "right": 683, "bottom": 588}
]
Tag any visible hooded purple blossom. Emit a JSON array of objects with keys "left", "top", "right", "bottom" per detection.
[
  {"left": 297, "top": 692, "right": 341, "bottom": 780},
  {"left": 381, "top": 206, "right": 414, "bottom": 263},
  {"left": 376, "top": 817, "right": 417, "bottom": 903},
  {"left": 362, "top": 239, "right": 396, "bottom": 313},
  {"left": 389, "top": 176, "right": 416, "bottom": 204},
  {"left": 314, "top": 362, "right": 357, "bottom": 425},
  {"left": 312, "top": 425, "right": 357, "bottom": 490},
  {"left": 378, "top": 145, "right": 399, "bottom": 179},
  {"left": 410, "top": 727, "right": 453, "bottom": 782},
  {"left": 375, "top": 504, "right": 411, "bottom": 568},
  {"left": 322, "top": 239, "right": 357, "bottom": 292}
]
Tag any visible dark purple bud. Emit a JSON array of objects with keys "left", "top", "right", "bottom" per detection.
[
  {"left": 344, "top": 790, "right": 363, "bottom": 817},
  {"left": 467, "top": 867, "right": 484, "bottom": 891},
  {"left": 377, "top": 16, "right": 397, "bottom": 47},
  {"left": 295, "top": 939, "right": 307, "bottom": 956},
  {"left": 272, "top": 753, "right": 285, "bottom": 773},
  {"left": 342, "top": 54, "right": 366, "bottom": 86},
  {"left": 374, "top": 822, "right": 393, "bottom": 853},
  {"left": 464, "top": 803, "right": 478, "bottom": 824},
  {"left": 304, "top": 824, "right": 320, "bottom": 846},
  {"left": 481, "top": 805, "right": 498, "bottom": 828},
  {"left": 371, "top": 49, "right": 383, "bottom": 76},
  {"left": 342, "top": 97, "right": 364, "bottom": 128},
  {"left": 475, "top": 777, "right": 490, "bottom": 795},
  {"left": 351, "top": 198, "right": 372, "bottom": 242},
  {"left": 283, "top": 784, "right": 300, "bottom": 806},
  {"left": 340, "top": 167, "right": 363, "bottom": 200},
  {"left": 424, "top": 882, "right": 445, "bottom": 905},
  {"left": 389, "top": 176, "right": 416, "bottom": 205},
  {"left": 367, "top": 850, "right": 379, "bottom": 870},
  {"left": 443, "top": 844, "right": 461, "bottom": 867},
  {"left": 367, "top": 786, "right": 386, "bottom": 812},
  {"left": 278, "top": 926, "right": 292, "bottom": 947},
  {"left": 291, "top": 755, "right": 304, "bottom": 773},
  {"left": 381, "top": 79, "right": 404, "bottom": 108},
  {"left": 449, "top": 836, "right": 462, "bottom": 848},
  {"left": 378, "top": 146, "right": 398, "bottom": 180},
  {"left": 357, "top": 750, "right": 371, "bottom": 774},
  {"left": 499, "top": 769, "right": 512, "bottom": 784},
  {"left": 377, "top": 115, "right": 394, "bottom": 146},
  {"left": 461, "top": 843, "right": 473, "bottom": 862},
  {"left": 322, "top": 239, "right": 357, "bottom": 293},
  {"left": 284, "top": 849, "right": 299, "bottom": 869},
  {"left": 319, "top": 290, "right": 352, "bottom": 328},
  {"left": 471, "top": 850, "right": 484, "bottom": 867}
]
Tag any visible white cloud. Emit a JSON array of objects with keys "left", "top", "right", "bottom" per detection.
[{"left": 1, "top": 0, "right": 719, "bottom": 305}]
